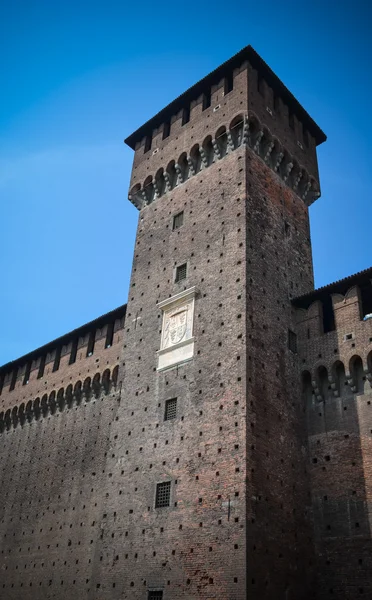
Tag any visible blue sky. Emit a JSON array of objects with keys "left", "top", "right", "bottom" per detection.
[{"left": 0, "top": 0, "right": 371, "bottom": 364}]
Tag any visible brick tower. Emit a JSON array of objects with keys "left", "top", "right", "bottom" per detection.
[{"left": 94, "top": 46, "right": 326, "bottom": 599}]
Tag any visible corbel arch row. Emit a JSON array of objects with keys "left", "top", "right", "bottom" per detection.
[
  {"left": 0, "top": 366, "right": 120, "bottom": 433},
  {"left": 129, "top": 111, "right": 319, "bottom": 208},
  {"left": 301, "top": 352, "right": 372, "bottom": 401}
]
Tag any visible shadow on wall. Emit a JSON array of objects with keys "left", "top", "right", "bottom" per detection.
[{"left": 302, "top": 350, "right": 372, "bottom": 595}]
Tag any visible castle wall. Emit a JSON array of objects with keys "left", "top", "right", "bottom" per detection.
[
  {"left": 244, "top": 148, "right": 315, "bottom": 599},
  {"left": 296, "top": 288, "right": 372, "bottom": 598},
  {"left": 0, "top": 382, "right": 120, "bottom": 599}
]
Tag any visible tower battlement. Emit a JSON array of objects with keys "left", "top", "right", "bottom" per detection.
[{"left": 126, "top": 45, "right": 325, "bottom": 211}]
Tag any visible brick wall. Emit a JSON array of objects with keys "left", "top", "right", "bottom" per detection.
[{"left": 295, "top": 285, "right": 372, "bottom": 598}]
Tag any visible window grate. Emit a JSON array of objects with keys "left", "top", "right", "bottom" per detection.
[
  {"left": 165, "top": 398, "right": 177, "bottom": 421},
  {"left": 175, "top": 263, "right": 187, "bottom": 282},
  {"left": 155, "top": 481, "right": 171, "bottom": 508},
  {"left": 173, "top": 211, "right": 184, "bottom": 230},
  {"left": 148, "top": 592, "right": 163, "bottom": 600}
]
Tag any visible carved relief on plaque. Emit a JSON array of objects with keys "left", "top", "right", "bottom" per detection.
[{"left": 157, "top": 287, "right": 196, "bottom": 370}]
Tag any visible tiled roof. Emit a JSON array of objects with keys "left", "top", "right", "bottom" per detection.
[
  {"left": 124, "top": 45, "right": 326, "bottom": 150},
  {"left": 0, "top": 304, "right": 127, "bottom": 373},
  {"left": 292, "top": 267, "right": 372, "bottom": 309}
]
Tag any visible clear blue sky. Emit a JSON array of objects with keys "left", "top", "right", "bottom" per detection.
[{"left": 0, "top": 0, "right": 371, "bottom": 365}]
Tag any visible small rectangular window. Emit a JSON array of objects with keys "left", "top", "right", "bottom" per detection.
[
  {"left": 9, "top": 368, "right": 17, "bottom": 391},
  {"left": 105, "top": 323, "right": 114, "bottom": 348},
  {"left": 86, "top": 331, "right": 95, "bottom": 357},
  {"left": 172, "top": 211, "right": 184, "bottom": 230},
  {"left": 182, "top": 106, "right": 190, "bottom": 125},
  {"left": 224, "top": 72, "right": 233, "bottom": 95},
  {"left": 148, "top": 592, "right": 163, "bottom": 600},
  {"left": 53, "top": 347, "right": 61, "bottom": 372},
  {"left": 175, "top": 263, "right": 187, "bottom": 282},
  {"left": 163, "top": 121, "right": 171, "bottom": 140},
  {"left": 164, "top": 398, "right": 177, "bottom": 421},
  {"left": 155, "top": 481, "right": 171, "bottom": 508},
  {"left": 37, "top": 355, "right": 46, "bottom": 379},
  {"left": 23, "top": 362, "right": 31, "bottom": 385},
  {"left": 202, "top": 90, "right": 211, "bottom": 110},
  {"left": 144, "top": 135, "right": 152, "bottom": 153},
  {"left": 69, "top": 338, "right": 78, "bottom": 365},
  {"left": 288, "top": 329, "right": 297, "bottom": 353}
]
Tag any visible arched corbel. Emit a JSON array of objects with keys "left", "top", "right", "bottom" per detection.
[
  {"left": 226, "top": 131, "right": 235, "bottom": 153},
  {"left": 274, "top": 152, "right": 284, "bottom": 172},
  {"left": 346, "top": 375, "right": 357, "bottom": 393},
  {"left": 174, "top": 163, "right": 183, "bottom": 185},
  {"left": 187, "top": 157, "right": 196, "bottom": 177},
  {"left": 242, "top": 118, "right": 249, "bottom": 146},
  {"left": 264, "top": 141, "right": 275, "bottom": 164},
  {"left": 301, "top": 181, "right": 311, "bottom": 200},
  {"left": 253, "top": 130, "right": 264, "bottom": 154},
  {"left": 311, "top": 379, "right": 323, "bottom": 403},
  {"left": 163, "top": 171, "right": 172, "bottom": 191},
  {"left": 199, "top": 147, "right": 209, "bottom": 169},
  {"left": 283, "top": 162, "right": 294, "bottom": 182},
  {"left": 212, "top": 139, "right": 221, "bottom": 160},
  {"left": 293, "top": 170, "right": 303, "bottom": 191},
  {"left": 152, "top": 179, "right": 160, "bottom": 199}
]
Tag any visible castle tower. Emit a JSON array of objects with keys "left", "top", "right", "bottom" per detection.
[{"left": 95, "top": 46, "right": 326, "bottom": 599}]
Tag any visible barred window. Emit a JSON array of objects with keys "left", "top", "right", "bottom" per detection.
[
  {"left": 172, "top": 211, "right": 184, "bottom": 230},
  {"left": 155, "top": 481, "right": 171, "bottom": 508},
  {"left": 148, "top": 592, "right": 163, "bottom": 600},
  {"left": 288, "top": 329, "right": 297, "bottom": 353},
  {"left": 164, "top": 398, "right": 177, "bottom": 421},
  {"left": 175, "top": 263, "right": 187, "bottom": 282}
]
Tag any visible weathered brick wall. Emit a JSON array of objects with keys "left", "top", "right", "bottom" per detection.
[
  {"left": 245, "top": 148, "right": 316, "bottom": 599},
  {"left": 296, "top": 287, "right": 372, "bottom": 598},
  {"left": 0, "top": 307, "right": 125, "bottom": 415},
  {"left": 0, "top": 383, "right": 120, "bottom": 599},
  {"left": 95, "top": 146, "right": 249, "bottom": 598}
]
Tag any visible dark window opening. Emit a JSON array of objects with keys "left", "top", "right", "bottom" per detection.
[
  {"left": 163, "top": 121, "right": 171, "bottom": 140},
  {"left": 37, "top": 355, "right": 46, "bottom": 379},
  {"left": 9, "top": 368, "right": 17, "bottom": 391},
  {"left": 155, "top": 481, "right": 171, "bottom": 508},
  {"left": 182, "top": 106, "right": 190, "bottom": 125},
  {"left": 148, "top": 592, "right": 163, "bottom": 600},
  {"left": 172, "top": 211, "right": 184, "bottom": 230},
  {"left": 288, "top": 330, "right": 297, "bottom": 353},
  {"left": 322, "top": 295, "right": 335, "bottom": 333},
  {"left": 105, "top": 323, "right": 114, "bottom": 348},
  {"left": 284, "top": 221, "right": 290, "bottom": 237},
  {"left": 69, "top": 338, "right": 78, "bottom": 364},
  {"left": 165, "top": 398, "right": 177, "bottom": 421},
  {"left": 274, "top": 96, "right": 281, "bottom": 114},
  {"left": 86, "top": 331, "right": 96, "bottom": 357},
  {"left": 144, "top": 135, "right": 152, "bottom": 153},
  {"left": 202, "top": 90, "right": 211, "bottom": 110},
  {"left": 360, "top": 282, "right": 372, "bottom": 320},
  {"left": 23, "top": 362, "right": 31, "bottom": 385},
  {"left": 175, "top": 263, "right": 187, "bottom": 282},
  {"left": 224, "top": 73, "right": 234, "bottom": 95},
  {"left": 52, "top": 347, "right": 61, "bottom": 372}
]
